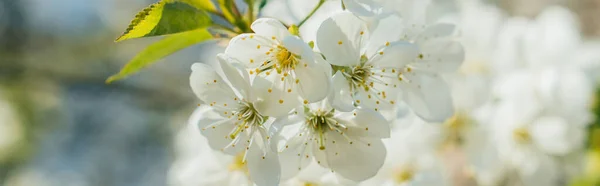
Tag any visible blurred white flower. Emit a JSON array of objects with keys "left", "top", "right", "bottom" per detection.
[
  {"left": 361, "top": 112, "right": 449, "bottom": 186},
  {"left": 316, "top": 12, "right": 419, "bottom": 113},
  {"left": 189, "top": 55, "right": 281, "bottom": 186},
  {"left": 281, "top": 161, "right": 355, "bottom": 186},
  {"left": 224, "top": 18, "right": 331, "bottom": 117},
  {"left": 272, "top": 100, "right": 390, "bottom": 182},
  {"left": 487, "top": 67, "right": 592, "bottom": 186}
]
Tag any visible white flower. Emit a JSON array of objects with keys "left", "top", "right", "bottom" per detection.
[
  {"left": 224, "top": 18, "right": 331, "bottom": 117},
  {"left": 272, "top": 100, "right": 390, "bottom": 182},
  {"left": 378, "top": 14, "right": 464, "bottom": 122},
  {"left": 341, "top": 0, "right": 465, "bottom": 122},
  {"left": 189, "top": 55, "right": 282, "bottom": 186},
  {"left": 316, "top": 12, "right": 419, "bottom": 113}
]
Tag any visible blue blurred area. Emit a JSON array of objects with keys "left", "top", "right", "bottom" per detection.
[{"left": 0, "top": 0, "right": 205, "bottom": 185}]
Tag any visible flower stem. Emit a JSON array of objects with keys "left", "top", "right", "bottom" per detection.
[{"left": 298, "top": 0, "right": 325, "bottom": 27}]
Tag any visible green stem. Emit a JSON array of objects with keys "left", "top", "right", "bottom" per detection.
[
  {"left": 213, "top": 23, "right": 240, "bottom": 34},
  {"left": 298, "top": 0, "right": 325, "bottom": 27},
  {"left": 245, "top": 0, "right": 255, "bottom": 24}
]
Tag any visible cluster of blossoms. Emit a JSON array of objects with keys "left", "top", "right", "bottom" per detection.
[
  {"left": 187, "top": 0, "right": 463, "bottom": 185},
  {"left": 172, "top": 0, "right": 600, "bottom": 186}
]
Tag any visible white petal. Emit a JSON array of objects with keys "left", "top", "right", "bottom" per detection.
[
  {"left": 323, "top": 134, "right": 386, "bottom": 181},
  {"left": 316, "top": 11, "right": 368, "bottom": 66},
  {"left": 335, "top": 107, "right": 390, "bottom": 138},
  {"left": 217, "top": 54, "right": 252, "bottom": 99},
  {"left": 190, "top": 63, "right": 238, "bottom": 108},
  {"left": 246, "top": 142, "right": 281, "bottom": 186},
  {"left": 295, "top": 62, "right": 331, "bottom": 103},
  {"left": 316, "top": 52, "right": 333, "bottom": 77},
  {"left": 367, "top": 41, "right": 418, "bottom": 68},
  {"left": 251, "top": 18, "right": 291, "bottom": 41},
  {"left": 252, "top": 76, "right": 300, "bottom": 117},
  {"left": 269, "top": 109, "right": 305, "bottom": 143},
  {"left": 415, "top": 23, "right": 456, "bottom": 46},
  {"left": 194, "top": 106, "right": 243, "bottom": 155},
  {"left": 366, "top": 13, "right": 405, "bottom": 56},
  {"left": 342, "top": 0, "right": 383, "bottom": 17},
  {"left": 278, "top": 128, "right": 313, "bottom": 179},
  {"left": 278, "top": 143, "right": 311, "bottom": 180},
  {"left": 225, "top": 34, "right": 277, "bottom": 68},
  {"left": 412, "top": 38, "right": 464, "bottom": 73},
  {"left": 401, "top": 71, "right": 454, "bottom": 122},
  {"left": 329, "top": 71, "right": 355, "bottom": 112},
  {"left": 282, "top": 36, "right": 315, "bottom": 64},
  {"left": 530, "top": 116, "right": 583, "bottom": 156}
]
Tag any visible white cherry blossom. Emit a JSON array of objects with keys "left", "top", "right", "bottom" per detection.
[
  {"left": 271, "top": 100, "right": 390, "bottom": 182},
  {"left": 189, "top": 54, "right": 281, "bottom": 186},
  {"left": 342, "top": 0, "right": 465, "bottom": 122},
  {"left": 371, "top": 12, "right": 464, "bottom": 122},
  {"left": 316, "top": 12, "right": 419, "bottom": 113},
  {"left": 224, "top": 18, "right": 331, "bottom": 117}
]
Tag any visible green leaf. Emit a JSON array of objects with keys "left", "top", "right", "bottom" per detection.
[
  {"left": 217, "top": 0, "right": 236, "bottom": 22},
  {"left": 106, "top": 29, "right": 213, "bottom": 83},
  {"left": 116, "top": 0, "right": 212, "bottom": 42},
  {"left": 178, "top": 0, "right": 216, "bottom": 11}
]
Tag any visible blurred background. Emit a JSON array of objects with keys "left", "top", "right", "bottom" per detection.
[{"left": 0, "top": 0, "right": 599, "bottom": 186}]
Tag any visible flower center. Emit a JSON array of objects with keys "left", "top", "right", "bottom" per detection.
[
  {"left": 393, "top": 167, "right": 414, "bottom": 184},
  {"left": 274, "top": 47, "right": 299, "bottom": 73},
  {"left": 337, "top": 65, "right": 371, "bottom": 93},
  {"left": 229, "top": 102, "right": 266, "bottom": 139},
  {"left": 228, "top": 152, "right": 249, "bottom": 174},
  {"left": 305, "top": 108, "right": 344, "bottom": 150},
  {"left": 512, "top": 127, "right": 531, "bottom": 144}
]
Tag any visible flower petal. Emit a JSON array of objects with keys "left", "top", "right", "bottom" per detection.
[
  {"left": 329, "top": 71, "right": 355, "bottom": 112},
  {"left": 316, "top": 11, "right": 368, "bottom": 66},
  {"left": 323, "top": 134, "right": 386, "bottom": 181},
  {"left": 415, "top": 23, "right": 456, "bottom": 46},
  {"left": 412, "top": 38, "right": 464, "bottom": 73},
  {"left": 217, "top": 54, "right": 252, "bottom": 99},
  {"left": 269, "top": 109, "right": 305, "bottom": 145},
  {"left": 225, "top": 34, "right": 276, "bottom": 69},
  {"left": 251, "top": 18, "right": 292, "bottom": 41},
  {"left": 365, "top": 13, "right": 405, "bottom": 56},
  {"left": 277, "top": 124, "right": 313, "bottom": 180},
  {"left": 342, "top": 0, "right": 383, "bottom": 17},
  {"left": 194, "top": 106, "right": 243, "bottom": 155},
  {"left": 246, "top": 141, "right": 281, "bottom": 186},
  {"left": 252, "top": 75, "right": 300, "bottom": 117},
  {"left": 190, "top": 63, "right": 238, "bottom": 109},
  {"left": 367, "top": 41, "right": 418, "bottom": 68},
  {"left": 401, "top": 71, "right": 454, "bottom": 122},
  {"left": 530, "top": 116, "right": 584, "bottom": 156},
  {"left": 295, "top": 62, "right": 331, "bottom": 103},
  {"left": 282, "top": 36, "right": 315, "bottom": 64},
  {"left": 335, "top": 107, "right": 390, "bottom": 138}
]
